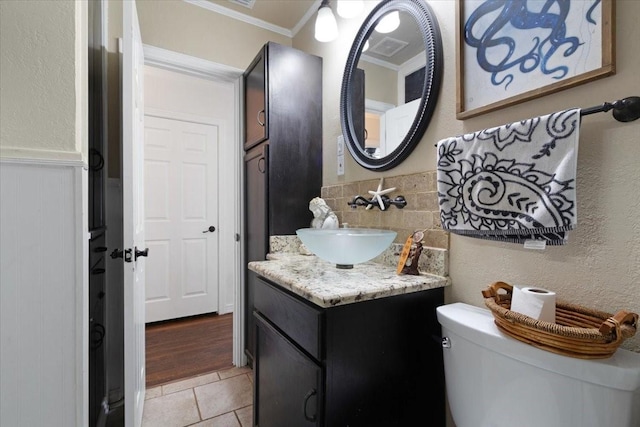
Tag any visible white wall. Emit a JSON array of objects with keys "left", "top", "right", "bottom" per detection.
[
  {"left": 0, "top": 1, "right": 89, "bottom": 425},
  {"left": 294, "top": 1, "right": 640, "bottom": 352},
  {"left": 0, "top": 162, "right": 87, "bottom": 426}
]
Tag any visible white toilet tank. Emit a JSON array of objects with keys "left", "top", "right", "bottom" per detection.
[{"left": 437, "top": 303, "right": 640, "bottom": 427}]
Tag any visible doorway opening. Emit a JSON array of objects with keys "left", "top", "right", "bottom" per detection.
[{"left": 141, "top": 50, "right": 244, "bottom": 387}]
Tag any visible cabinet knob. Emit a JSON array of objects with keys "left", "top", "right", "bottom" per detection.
[
  {"left": 303, "top": 388, "right": 317, "bottom": 422},
  {"left": 257, "top": 109, "right": 265, "bottom": 126}
]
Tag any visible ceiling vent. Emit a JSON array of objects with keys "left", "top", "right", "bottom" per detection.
[
  {"left": 369, "top": 37, "right": 408, "bottom": 58},
  {"left": 228, "top": 0, "right": 256, "bottom": 9}
]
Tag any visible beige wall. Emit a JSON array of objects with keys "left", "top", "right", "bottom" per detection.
[
  {"left": 105, "top": 0, "right": 293, "bottom": 177},
  {"left": 0, "top": 0, "right": 87, "bottom": 162},
  {"left": 295, "top": 0, "right": 640, "bottom": 352},
  {"left": 136, "top": 0, "right": 291, "bottom": 70},
  {"left": 360, "top": 60, "right": 398, "bottom": 106}
]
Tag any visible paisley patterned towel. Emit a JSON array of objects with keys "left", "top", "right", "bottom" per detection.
[{"left": 436, "top": 109, "right": 580, "bottom": 245}]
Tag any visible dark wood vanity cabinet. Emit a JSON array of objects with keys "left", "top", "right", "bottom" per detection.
[
  {"left": 244, "top": 49, "right": 267, "bottom": 149},
  {"left": 254, "top": 313, "right": 323, "bottom": 426},
  {"left": 252, "top": 276, "right": 446, "bottom": 427},
  {"left": 243, "top": 41, "right": 323, "bottom": 155},
  {"left": 243, "top": 42, "right": 323, "bottom": 362}
]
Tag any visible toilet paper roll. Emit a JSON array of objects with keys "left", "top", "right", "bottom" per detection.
[{"left": 510, "top": 286, "right": 556, "bottom": 323}]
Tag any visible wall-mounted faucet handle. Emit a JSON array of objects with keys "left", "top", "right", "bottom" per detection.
[
  {"left": 347, "top": 194, "right": 407, "bottom": 210},
  {"left": 390, "top": 196, "right": 407, "bottom": 209},
  {"left": 347, "top": 195, "right": 371, "bottom": 208}
]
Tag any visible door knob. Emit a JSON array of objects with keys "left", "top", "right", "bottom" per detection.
[
  {"left": 202, "top": 226, "right": 216, "bottom": 233},
  {"left": 110, "top": 248, "right": 132, "bottom": 263},
  {"left": 134, "top": 247, "right": 149, "bottom": 261}
]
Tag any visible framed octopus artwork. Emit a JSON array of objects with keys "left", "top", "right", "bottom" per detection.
[{"left": 456, "top": 0, "right": 615, "bottom": 119}]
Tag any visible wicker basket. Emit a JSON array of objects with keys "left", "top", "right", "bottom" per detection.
[{"left": 482, "top": 281, "right": 638, "bottom": 359}]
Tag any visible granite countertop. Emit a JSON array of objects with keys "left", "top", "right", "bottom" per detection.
[{"left": 248, "top": 253, "right": 449, "bottom": 308}]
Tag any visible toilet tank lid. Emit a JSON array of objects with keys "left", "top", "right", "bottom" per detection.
[{"left": 437, "top": 303, "right": 640, "bottom": 392}]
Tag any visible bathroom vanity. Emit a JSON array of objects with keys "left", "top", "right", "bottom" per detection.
[{"left": 248, "top": 254, "right": 448, "bottom": 426}]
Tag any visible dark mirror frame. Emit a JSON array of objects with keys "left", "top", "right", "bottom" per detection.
[{"left": 340, "top": 0, "right": 443, "bottom": 171}]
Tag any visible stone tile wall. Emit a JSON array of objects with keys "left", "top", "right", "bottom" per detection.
[{"left": 320, "top": 171, "right": 449, "bottom": 250}]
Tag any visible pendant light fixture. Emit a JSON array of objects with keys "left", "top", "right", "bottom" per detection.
[
  {"left": 375, "top": 11, "right": 400, "bottom": 33},
  {"left": 314, "top": 0, "right": 338, "bottom": 42},
  {"left": 337, "top": 0, "right": 363, "bottom": 19}
]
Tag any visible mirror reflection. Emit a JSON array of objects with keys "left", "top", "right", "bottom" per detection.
[
  {"left": 353, "top": 10, "right": 424, "bottom": 159},
  {"left": 340, "top": 0, "right": 442, "bottom": 171}
]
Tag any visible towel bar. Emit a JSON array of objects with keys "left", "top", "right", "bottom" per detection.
[
  {"left": 580, "top": 96, "right": 640, "bottom": 122},
  {"left": 435, "top": 96, "right": 640, "bottom": 147}
]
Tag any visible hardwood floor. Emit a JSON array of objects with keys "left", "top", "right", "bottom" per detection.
[{"left": 145, "top": 313, "right": 233, "bottom": 387}]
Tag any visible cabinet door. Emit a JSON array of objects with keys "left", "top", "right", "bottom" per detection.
[
  {"left": 254, "top": 312, "right": 322, "bottom": 427},
  {"left": 244, "top": 144, "right": 269, "bottom": 360},
  {"left": 244, "top": 48, "right": 267, "bottom": 150},
  {"left": 353, "top": 67, "right": 365, "bottom": 147}
]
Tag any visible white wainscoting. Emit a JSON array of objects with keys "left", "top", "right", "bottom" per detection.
[{"left": 0, "top": 160, "right": 87, "bottom": 427}]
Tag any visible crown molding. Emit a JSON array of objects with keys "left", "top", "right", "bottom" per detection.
[
  {"left": 292, "top": 0, "right": 321, "bottom": 36},
  {"left": 184, "top": 0, "right": 321, "bottom": 39},
  {"left": 184, "top": 0, "right": 293, "bottom": 37},
  {"left": 360, "top": 53, "right": 400, "bottom": 72}
]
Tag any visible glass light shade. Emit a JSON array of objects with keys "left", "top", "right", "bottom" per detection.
[
  {"left": 375, "top": 11, "right": 399, "bottom": 33},
  {"left": 337, "top": 0, "right": 363, "bottom": 19},
  {"left": 315, "top": 6, "right": 339, "bottom": 42}
]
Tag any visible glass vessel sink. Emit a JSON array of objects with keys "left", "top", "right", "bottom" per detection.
[{"left": 296, "top": 228, "right": 397, "bottom": 269}]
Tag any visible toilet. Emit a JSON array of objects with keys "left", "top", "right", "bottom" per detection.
[{"left": 436, "top": 303, "right": 640, "bottom": 427}]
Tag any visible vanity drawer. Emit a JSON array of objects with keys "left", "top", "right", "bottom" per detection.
[{"left": 254, "top": 276, "right": 323, "bottom": 360}]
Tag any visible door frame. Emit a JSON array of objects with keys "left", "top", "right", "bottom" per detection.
[{"left": 142, "top": 45, "right": 246, "bottom": 367}]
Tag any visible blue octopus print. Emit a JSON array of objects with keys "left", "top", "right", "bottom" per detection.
[{"left": 464, "top": 0, "right": 601, "bottom": 90}]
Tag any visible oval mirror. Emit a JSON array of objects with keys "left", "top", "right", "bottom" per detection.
[{"left": 340, "top": 0, "right": 443, "bottom": 171}]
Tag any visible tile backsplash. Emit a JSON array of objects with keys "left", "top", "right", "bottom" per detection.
[{"left": 321, "top": 171, "right": 449, "bottom": 250}]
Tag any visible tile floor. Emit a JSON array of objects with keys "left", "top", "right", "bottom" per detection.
[{"left": 143, "top": 366, "right": 253, "bottom": 427}]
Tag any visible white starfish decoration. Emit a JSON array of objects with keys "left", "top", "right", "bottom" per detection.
[{"left": 367, "top": 177, "right": 396, "bottom": 210}]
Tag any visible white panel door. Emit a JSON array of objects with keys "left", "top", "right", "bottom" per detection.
[
  {"left": 381, "top": 98, "right": 421, "bottom": 155},
  {"left": 122, "top": 0, "right": 146, "bottom": 425},
  {"left": 144, "top": 116, "right": 219, "bottom": 322}
]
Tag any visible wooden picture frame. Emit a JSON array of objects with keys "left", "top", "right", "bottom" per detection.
[{"left": 456, "top": 0, "right": 615, "bottom": 119}]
